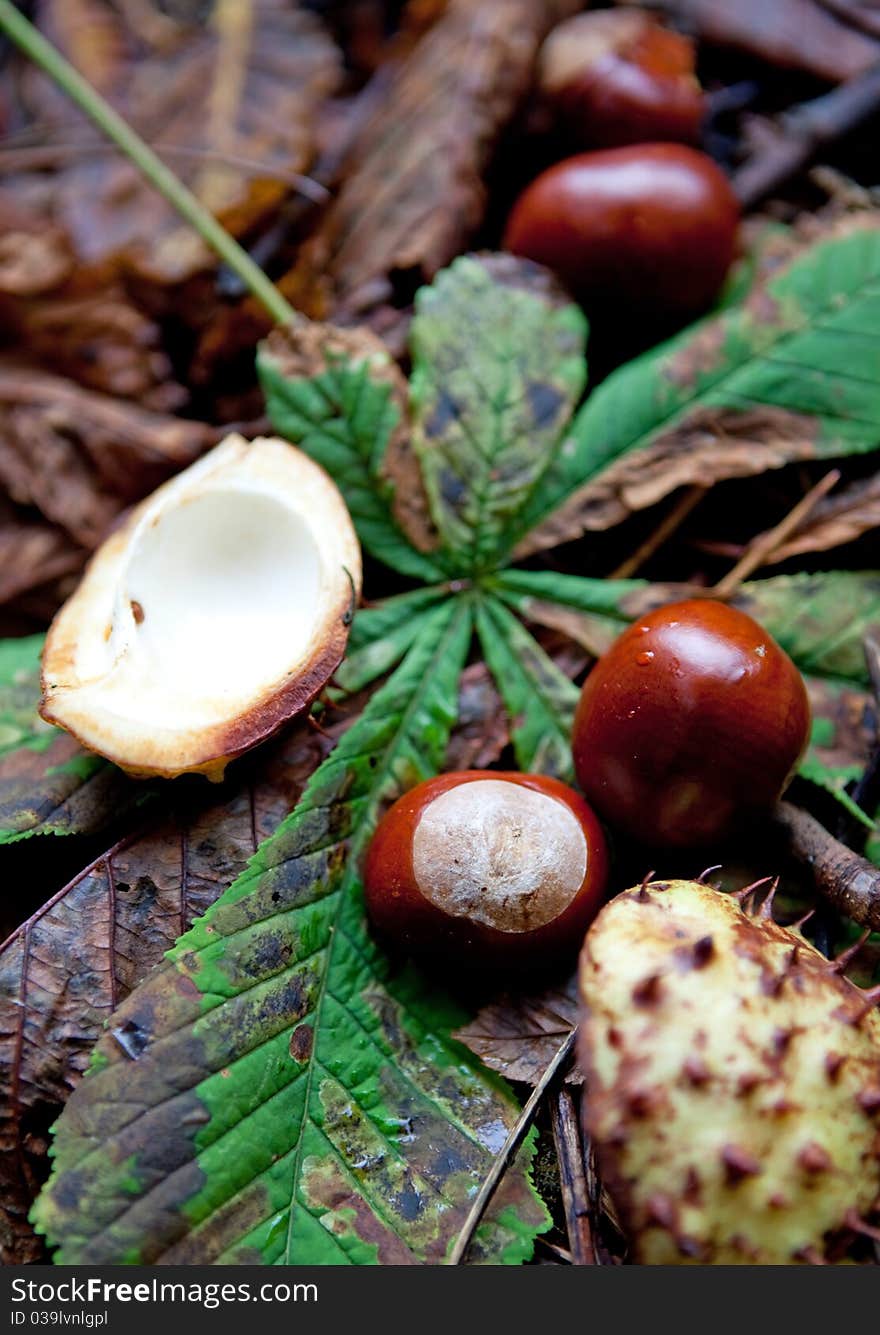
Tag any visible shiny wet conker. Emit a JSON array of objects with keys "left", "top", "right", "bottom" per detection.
[{"left": 571, "top": 600, "right": 811, "bottom": 848}]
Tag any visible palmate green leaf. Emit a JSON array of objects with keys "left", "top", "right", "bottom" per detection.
[
  {"left": 409, "top": 256, "right": 587, "bottom": 574},
  {"left": 258, "top": 335, "right": 446, "bottom": 584},
  {"left": 506, "top": 225, "right": 880, "bottom": 552},
  {"left": 332, "top": 586, "right": 448, "bottom": 695},
  {"left": 0, "top": 634, "right": 138, "bottom": 845},
  {"left": 475, "top": 595, "right": 578, "bottom": 782},
  {"left": 33, "top": 595, "right": 549, "bottom": 1265}
]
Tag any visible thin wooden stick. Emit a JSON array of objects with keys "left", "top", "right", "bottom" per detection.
[
  {"left": 550, "top": 1086, "right": 596, "bottom": 1265},
  {"left": 611, "top": 486, "right": 706, "bottom": 579},
  {"left": 713, "top": 470, "right": 840, "bottom": 598},
  {"left": 448, "top": 1027, "right": 577, "bottom": 1265},
  {"left": 733, "top": 62, "right": 880, "bottom": 210}
]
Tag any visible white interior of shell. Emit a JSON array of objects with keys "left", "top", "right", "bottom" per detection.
[{"left": 41, "top": 434, "right": 361, "bottom": 778}]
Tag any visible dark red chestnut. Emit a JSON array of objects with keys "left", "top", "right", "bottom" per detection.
[
  {"left": 364, "top": 770, "right": 609, "bottom": 970},
  {"left": 504, "top": 144, "right": 739, "bottom": 321},
  {"left": 539, "top": 10, "right": 704, "bottom": 149},
  {"left": 572, "top": 600, "right": 811, "bottom": 849}
]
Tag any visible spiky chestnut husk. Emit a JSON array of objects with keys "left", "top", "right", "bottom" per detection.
[{"left": 578, "top": 879, "right": 880, "bottom": 1264}]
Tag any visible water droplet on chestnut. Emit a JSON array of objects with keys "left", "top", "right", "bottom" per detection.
[{"left": 571, "top": 600, "right": 810, "bottom": 848}]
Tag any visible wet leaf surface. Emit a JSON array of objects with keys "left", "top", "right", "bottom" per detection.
[{"left": 512, "top": 222, "right": 880, "bottom": 556}]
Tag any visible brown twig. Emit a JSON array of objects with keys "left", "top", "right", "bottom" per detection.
[
  {"left": 713, "top": 469, "right": 840, "bottom": 598},
  {"left": 550, "top": 1086, "right": 596, "bottom": 1265},
  {"left": 733, "top": 62, "right": 880, "bottom": 210},
  {"left": 774, "top": 800, "right": 880, "bottom": 931},
  {"left": 448, "top": 1027, "right": 577, "bottom": 1265},
  {"left": 611, "top": 486, "right": 707, "bottom": 579}
]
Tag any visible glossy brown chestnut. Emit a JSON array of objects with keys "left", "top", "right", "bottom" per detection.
[
  {"left": 539, "top": 10, "right": 704, "bottom": 149},
  {"left": 504, "top": 144, "right": 739, "bottom": 321},
  {"left": 364, "top": 770, "right": 609, "bottom": 970},
  {"left": 572, "top": 600, "right": 811, "bottom": 849}
]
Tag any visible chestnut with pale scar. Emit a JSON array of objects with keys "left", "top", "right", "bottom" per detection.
[{"left": 364, "top": 770, "right": 609, "bottom": 970}]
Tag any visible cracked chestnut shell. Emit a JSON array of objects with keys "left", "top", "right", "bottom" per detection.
[
  {"left": 572, "top": 600, "right": 810, "bottom": 848},
  {"left": 364, "top": 770, "right": 609, "bottom": 970},
  {"left": 539, "top": 10, "right": 704, "bottom": 149},
  {"left": 40, "top": 434, "right": 361, "bottom": 780},
  {"left": 504, "top": 144, "right": 739, "bottom": 321}
]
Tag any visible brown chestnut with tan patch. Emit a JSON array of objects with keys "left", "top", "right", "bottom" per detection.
[
  {"left": 572, "top": 600, "right": 810, "bottom": 849},
  {"left": 504, "top": 144, "right": 739, "bottom": 322},
  {"left": 364, "top": 770, "right": 609, "bottom": 970},
  {"left": 539, "top": 9, "right": 704, "bottom": 149}
]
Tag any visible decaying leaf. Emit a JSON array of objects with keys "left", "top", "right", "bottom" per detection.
[
  {"left": 514, "top": 406, "right": 823, "bottom": 556},
  {"left": 14, "top": 0, "right": 340, "bottom": 287},
  {"left": 0, "top": 650, "right": 521, "bottom": 1264},
  {"left": 511, "top": 221, "right": 880, "bottom": 558},
  {"left": 409, "top": 255, "right": 587, "bottom": 572},
  {"left": 801, "top": 678, "right": 876, "bottom": 820},
  {"left": 445, "top": 662, "right": 510, "bottom": 771},
  {"left": 289, "top": 0, "right": 577, "bottom": 330},
  {"left": 455, "top": 978, "right": 580, "bottom": 1087},
  {"left": 259, "top": 323, "right": 445, "bottom": 582},
  {"left": 0, "top": 195, "right": 185, "bottom": 410}
]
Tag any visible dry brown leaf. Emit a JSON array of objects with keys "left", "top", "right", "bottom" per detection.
[
  {"left": 0, "top": 366, "right": 213, "bottom": 556},
  {"left": 290, "top": 0, "right": 577, "bottom": 330},
  {"left": 0, "top": 195, "right": 184, "bottom": 408},
  {"left": 515, "top": 405, "right": 822, "bottom": 559},
  {"left": 445, "top": 661, "right": 509, "bottom": 770},
  {"left": 0, "top": 500, "right": 84, "bottom": 606},
  {"left": 15, "top": 0, "right": 341, "bottom": 288},
  {"left": 454, "top": 976, "right": 581, "bottom": 1086},
  {"left": 622, "top": 0, "right": 880, "bottom": 81}
]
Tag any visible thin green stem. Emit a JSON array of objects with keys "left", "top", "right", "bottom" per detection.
[{"left": 0, "top": 0, "right": 296, "bottom": 326}]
